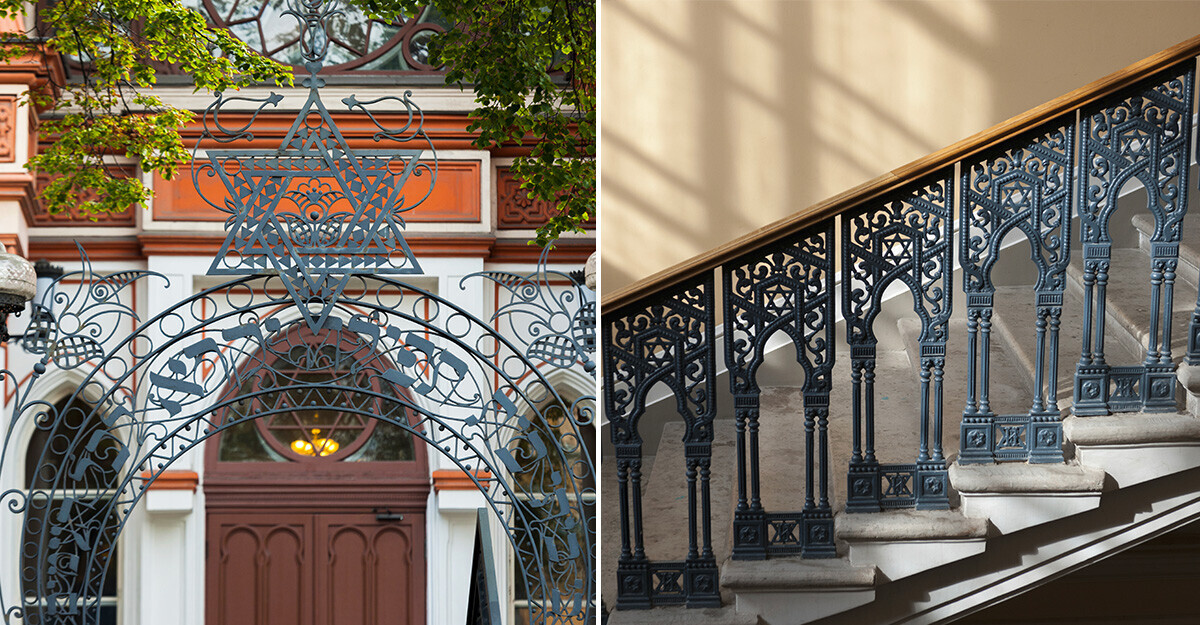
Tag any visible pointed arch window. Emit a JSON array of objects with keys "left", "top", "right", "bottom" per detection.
[
  {"left": 509, "top": 384, "right": 595, "bottom": 625},
  {"left": 22, "top": 394, "right": 122, "bottom": 625}
]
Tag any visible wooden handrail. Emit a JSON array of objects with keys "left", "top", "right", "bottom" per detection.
[{"left": 602, "top": 33, "right": 1200, "bottom": 313}]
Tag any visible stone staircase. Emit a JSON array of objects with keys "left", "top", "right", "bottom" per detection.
[{"left": 602, "top": 207, "right": 1200, "bottom": 624}]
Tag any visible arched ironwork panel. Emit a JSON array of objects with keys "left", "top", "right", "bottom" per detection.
[
  {"left": 602, "top": 276, "right": 719, "bottom": 610},
  {"left": 959, "top": 120, "right": 1074, "bottom": 464},
  {"left": 842, "top": 171, "right": 954, "bottom": 512},
  {"left": 723, "top": 223, "right": 835, "bottom": 560},
  {"left": 2, "top": 266, "right": 595, "bottom": 625},
  {"left": 1076, "top": 61, "right": 1195, "bottom": 415}
]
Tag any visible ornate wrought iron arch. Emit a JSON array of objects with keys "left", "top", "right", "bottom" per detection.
[
  {"left": 2, "top": 262, "right": 595, "bottom": 624},
  {"left": 0, "top": 1, "right": 595, "bottom": 622}
]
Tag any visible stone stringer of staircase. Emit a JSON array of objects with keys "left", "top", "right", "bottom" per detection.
[{"left": 602, "top": 34, "right": 1200, "bottom": 625}]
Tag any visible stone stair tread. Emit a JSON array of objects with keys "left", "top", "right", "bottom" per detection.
[
  {"left": 836, "top": 509, "right": 988, "bottom": 541},
  {"left": 758, "top": 348, "right": 924, "bottom": 512},
  {"left": 720, "top": 557, "right": 878, "bottom": 590},
  {"left": 948, "top": 460, "right": 1107, "bottom": 493},
  {"left": 1066, "top": 248, "right": 1198, "bottom": 361},
  {"left": 637, "top": 421, "right": 738, "bottom": 563},
  {"left": 990, "top": 284, "right": 1142, "bottom": 405},
  {"left": 898, "top": 316, "right": 1032, "bottom": 423},
  {"left": 1064, "top": 412, "right": 1200, "bottom": 445},
  {"left": 1133, "top": 212, "right": 1200, "bottom": 288},
  {"left": 606, "top": 605, "right": 757, "bottom": 625}
]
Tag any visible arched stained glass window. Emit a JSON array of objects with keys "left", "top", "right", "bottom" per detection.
[
  {"left": 216, "top": 327, "right": 417, "bottom": 465},
  {"left": 509, "top": 385, "right": 595, "bottom": 625},
  {"left": 22, "top": 395, "right": 121, "bottom": 625}
]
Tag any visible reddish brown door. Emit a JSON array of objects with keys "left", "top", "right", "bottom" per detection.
[
  {"left": 207, "top": 511, "right": 426, "bottom": 625},
  {"left": 207, "top": 514, "right": 315, "bottom": 625},
  {"left": 315, "top": 515, "right": 424, "bottom": 625}
]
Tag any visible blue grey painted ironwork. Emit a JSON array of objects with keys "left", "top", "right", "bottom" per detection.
[
  {"left": 842, "top": 172, "right": 954, "bottom": 511},
  {"left": 1076, "top": 63, "right": 1195, "bottom": 416},
  {"left": 723, "top": 223, "right": 835, "bottom": 559},
  {"left": 602, "top": 276, "right": 719, "bottom": 609},
  {"left": 0, "top": 2, "right": 595, "bottom": 624},
  {"left": 472, "top": 247, "right": 596, "bottom": 377},
  {"left": 959, "top": 121, "right": 1074, "bottom": 464}
]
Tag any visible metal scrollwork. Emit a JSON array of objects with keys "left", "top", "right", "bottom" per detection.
[
  {"left": 1, "top": 2, "right": 594, "bottom": 624},
  {"left": 469, "top": 248, "right": 596, "bottom": 377},
  {"left": 959, "top": 121, "right": 1074, "bottom": 463},
  {"left": 1077, "top": 62, "right": 1194, "bottom": 415},
  {"left": 602, "top": 276, "right": 719, "bottom": 609},
  {"left": 723, "top": 223, "right": 835, "bottom": 559},
  {"left": 843, "top": 172, "right": 953, "bottom": 511}
]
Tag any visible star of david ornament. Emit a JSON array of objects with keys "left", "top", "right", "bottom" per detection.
[{"left": 199, "top": 0, "right": 436, "bottom": 332}]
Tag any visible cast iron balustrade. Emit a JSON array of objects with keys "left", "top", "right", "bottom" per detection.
[
  {"left": 959, "top": 120, "right": 1074, "bottom": 463},
  {"left": 602, "top": 49, "right": 1200, "bottom": 610},
  {"left": 603, "top": 277, "right": 719, "bottom": 609}
]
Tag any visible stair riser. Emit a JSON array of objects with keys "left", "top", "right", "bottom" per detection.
[
  {"left": 959, "top": 493, "right": 1102, "bottom": 534},
  {"left": 733, "top": 590, "right": 876, "bottom": 625},
  {"left": 847, "top": 539, "right": 987, "bottom": 581}
]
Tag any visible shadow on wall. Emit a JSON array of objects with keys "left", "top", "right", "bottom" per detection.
[{"left": 599, "top": 0, "right": 1200, "bottom": 296}]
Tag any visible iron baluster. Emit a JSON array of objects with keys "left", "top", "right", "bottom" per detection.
[
  {"left": 959, "top": 121, "right": 1073, "bottom": 463},
  {"left": 724, "top": 223, "right": 836, "bottom": 560},
  {"left": 603, "top": 276, "right": 720, "bottom": 609},
  {"left": 843, "top": 172, "right": 954, "bottom": 510},
  {"left": 1076, "top": 62, "right": 1195, "bottom": 415}
]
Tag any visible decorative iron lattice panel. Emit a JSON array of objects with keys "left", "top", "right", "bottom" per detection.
[
  {"left": 602, "top": 276, "right": 720, "bottom": 609},
  {"left": 842, "top": 172, "right": 953, "bottom": 512},
  {"left": 1077, "top": 61, "right": 1195, "bottom": 416}
]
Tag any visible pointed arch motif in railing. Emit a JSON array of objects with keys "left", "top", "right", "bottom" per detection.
[
  {"left": 842, "top": 171, "right": 954, "bottom": 512},
  {"left": 723, "top": 223, "right": 836, "bottom": 560},
  {"left": 1075, "top": 61, "right": 1195, "bottom": 415},
  {"left": 959, "top": 120, "right": 1074, "bottom": 464},
  {"left": 602, "top": 276, "right": 719, "bottom": 609}
]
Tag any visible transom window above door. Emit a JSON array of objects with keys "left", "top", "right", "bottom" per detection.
[{"left": 215, "top": 327, "right": 418, "bottom": 466}]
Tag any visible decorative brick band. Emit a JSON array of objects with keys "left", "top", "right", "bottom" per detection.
[
  {"left": 431, "top": 469, "right": 493, "bottom": 491},
  {"left": 140, "top": 470, "right": 199, "bottom": 492}
]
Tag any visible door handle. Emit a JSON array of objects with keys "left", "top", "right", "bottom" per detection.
[{"left": 373, "top": 508, "right": 404, "bottom": 522}]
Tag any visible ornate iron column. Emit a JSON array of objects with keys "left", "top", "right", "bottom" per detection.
[
  {"left": 1077, "top": 62, "right": 1194, "bottom": 415},
  {"left": 603, "top": 276, "right": 720, "bottom": 609}
]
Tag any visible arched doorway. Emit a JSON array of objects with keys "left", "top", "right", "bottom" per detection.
[{"left": 203, "top": 325, "right": 430, "bottom": 625}]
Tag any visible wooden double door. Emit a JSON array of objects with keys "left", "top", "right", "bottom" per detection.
[{"left": 206, "top": 511, "right": 426, "bottom": 625}]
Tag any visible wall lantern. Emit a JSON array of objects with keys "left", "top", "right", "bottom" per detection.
[{"left": 0, "top": 243, "right": 36, "bottom": 343}]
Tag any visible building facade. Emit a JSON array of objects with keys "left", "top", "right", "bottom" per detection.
[{"left": 0, "top": 3, "right": 595, "bottom": 624}]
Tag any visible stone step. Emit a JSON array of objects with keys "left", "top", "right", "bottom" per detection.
[
  {"left": 1066, "top": 247, "right": 1198, "bottom": 371},
  {"left": 1133, "top": 212, "right": 1200, "bottom": 290},
  {"left": 606, "top": 605, "right": 758, "bottom": 625},
  {"left": 898, "top": 316, "right": 1031, "bottom": 448},
  {"left": 836, "top": 509, "right": 988, "bottom": 581},
  {"left": 949, "top": 461, "right": 1108, "bottom": 533},
  {"left": 757, "top": 347, "right": 925, "bottom": 513},
  {"left": 990, "top": 284, "right": 1143, "bottom": 410},
  {"left": 1064, "top": 412, "right": 1200, "bottom": 488},
  {"left": 721, "top": 557, "right": 877, "bottom": 624},
  {"left": 636, "top": 421, "right": 738, "bottom": 565}
]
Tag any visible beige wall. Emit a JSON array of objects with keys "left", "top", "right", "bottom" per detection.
[{"left": 600, "top": 0, "right": 1200, "bottom": 296}]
